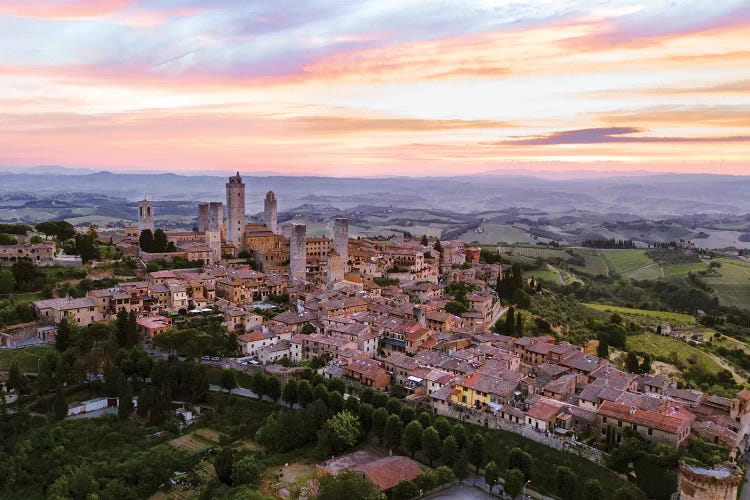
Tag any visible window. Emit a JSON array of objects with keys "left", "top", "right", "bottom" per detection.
[
  {"left": 618, "top": 420, "right": 622, "bottom": 428},
  {"left": 602, "top": 416, "right": 607, "bottom": 423},
  {"left": 648, "top": 428, "right": 653, "bottom": 436},
  {"left": 632, "top": 424, "right": 637, "bottom": 430},
  {"left": 601, "top": 428, "right": 606, "bottom": 435}
]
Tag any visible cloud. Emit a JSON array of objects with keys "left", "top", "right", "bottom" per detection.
[
  {"left": 498, "top": 127, "right": 750, "bottom": 145},
  {"left": 0, "top": 0, "right": 132, "bottom": 19}
]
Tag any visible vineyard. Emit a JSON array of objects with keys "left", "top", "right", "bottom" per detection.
[{"left": 498, "top": 245, "right": 572, "bottom": 260}]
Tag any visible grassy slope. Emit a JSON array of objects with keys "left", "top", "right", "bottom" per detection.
[
  {"left": 583, "top": 303, "right": 696, "bottom": 324},
  {"left": 601, "top": 249, "right": 657, "bottom": 275},
  {"left": 703, "top": 257, "right": 750, "bottom": 310},
  {"left": 570, "top": 248, "right": 610, "bottom": 276},
  {"left": 0, "top": 346, "right": 54, "bottom": 371},
  {"left": 626, "top": 334, "right": 722, "bottom": 375}
]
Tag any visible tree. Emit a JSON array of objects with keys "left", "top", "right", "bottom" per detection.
[
  {"left": 139, "top": 229, "right": 154, "bottom": 252},
  {"left": 640, "top": 353, "right": 652, "bottom": 374},
  {"left": 371, "top": 390, "right": 388, "bottom": 408},
  {"left": 451, "top": 424, "right": 467, "bottom": 450},
  {"left": 214, "top": 448, "right": 234, "bottom": 485},
  {"left": 371, "top": 407, "right": 389, "bottom": 444},
  {"left": 318, "top": 471, "right": 385, "bottom": 500},
  {"left": 118, "top": 380, "right": 134, "bottom": 420},
  {"left": 323, "top": 411, "right": 362, "bottom": 453},
  {"left": 54, "top": 385, "right": 67, "bottom": 420},
  {"left": 266, "top": 376, "right": 282, "bottom": 402},
  {"left": 327, "top": 376, "right": 346, "bottom": 394},
  {"left": 328, "top": 390, "right": 344, "bottom": 414},
  {"left": 444, "top": 301, "right": 467, "bottom": 316},
  {"left": 127, "top": 311, "right": 138, "bottom": 348},
  {"left": 434, "top": 416, "right": 451, "bottom": 439},
  {"left": 453, "top": 453, "right": 469, "bottom": 480},
  {"left": 220, "top": 369, "right": 237, "bottom": 394},
  {"left": 115, "top": 308, "right": 129, "bottom": 348},
  {"left": 403, "top": 420, "right": 423, "bottom": 457},
  {"left": 418, "top": 411, "right": 432, "bottom": 428},
  {"left": 468, "top": 433, "right": 484, "bottom": 472},
  {"left": 386, "top": 396, "right": 402, "bottom": 415},
  {"left": 554, "top": 466, "right": 577, "bottom": 500},
  {"left": 384, "top": 414, "right": 403, "bottom": 450},
  {"left": 55, "top": 317, "right": 72, "bottom": 353},
  {"left": 597, "top": 337, "right": 609, "bottom": 359},
  {"left": 400, "top": 405, "right": 415, "bottom": 424},
  {"left": 392, "top": 479, "right": 419, "bottom": 500},
  {"left": 507, "top": 447, "right": 533, "bottom": 481},
  {"left": 0, "top": 269, "right": 15, "bottom": 294},
  {"left": 7, "top": 362, "right": 27, "bottom": 394},
  {"left": 582, "top": 479, "right": 604, "bottom": 500},
  {"left": 313, "top": 383, "right": 329, "bottom": 404},
  {"left": 250, "top": 370, "right": 267, "bottom": 398},
  {"left": 422, "top": 426, "right": 442, "bottom": 466},
  {"left": 624, "top": 352, "right": 640, "bottom": 373},
  {"left": 515, "top": 311, "right": 524, "bottom": 336},
  {"left": 153, "top": 229, "right": 169, "bottom": 253},
  {"left": 257, "top": 410, "right": 308, "bottom": 452},
  {"left": 420, "top": 235, "right": 429, "bottom": 246},
  {"left": 505, "top": 468, "right": 525, "bottom": 499},
  {"left": 11, "top": 258, "right": 37, "bottom": 289},
  {"left": 282, "top": 379, "right": 298, "bottom": 406},
  {"left": 483, "top": 460, "right": 498, "bottom": 493},
  {"left": 441, "top": 435, "right": 458, "bottom": 466},
  {"left": 297, "top": 379, "right": 312, "bottom": 406},
  {"left": 505, "top": 306, "right": 516, "bottom": 336},
  {"left": 232, "top": 454, "right": 262, "bottom": 486}
]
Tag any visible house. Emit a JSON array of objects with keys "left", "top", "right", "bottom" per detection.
[
  {"left": 343, "top": 357, "right": 391, "bottom": 390},
  {"left": 137, "top": 315, "right": 172, "bottom": 338},
  {"left": 33, "top": 297, "right": 102, "bottom": 326},
  {"left": 316, "top": 452, "right": 425, "bottom": 493},
  {"left": 257, "top": 341, "right": 291, "bottom": 365},
  {"left": 450, "top": 372, "right": 519, "bottom": 409},
  {"left": 526, "top": 397, "right": 565, "bottom": 431},
  {"left": 597, "top": 400, "right": 694, "bottom": 446}
]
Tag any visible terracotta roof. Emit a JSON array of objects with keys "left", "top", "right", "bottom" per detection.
[
  {"left": 527, "top": 399, "right": 564, "bottom": 422},
  {"left": 353, "top": 456, "right": 424, "bottom": 491},
  {"left": 598, "top": 400, "right": 693, "bottom": 434}
]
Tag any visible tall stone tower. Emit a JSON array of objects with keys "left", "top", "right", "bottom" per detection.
[
  {"left": 264, "top": 191, "right": 278, "bottom": 234},
  {"left": 332, "top": 217, "right": 349, "bottom": 270},
  {"left": 206, "top": 202, "right": 223, "bottom": 262},
  {"left": 225, "top": 172, "right": 245, "bottom": 249},
  {"left": 138, "top": 199, "right": 154, "bottom": 235},
  {"left": 289, "top": 223, "right": 307, "bottom": 281},
  {"left": 197, "top": 203, "right": 209, "bottom": 232}
]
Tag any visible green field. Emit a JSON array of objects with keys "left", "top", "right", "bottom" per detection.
[
  {"left": 498, "top": 245, "right": 570, "bottom": 260},
  {"left": 570, "top": 248, "right": 610, "bottom": 276},
  {"left": 703, "top": 258, "right": 750, "bottom": 310},
  {"left": 601, "top": 250, "right": 658, "bottom": 277},
  {"left": 527, "top": 267, "right": 561, "bottom": 283},
  {"left": 662, "top": 262, "right": 708, "bottom": 277},
  {"left": 0, "top": 346, "right": 54, "bottom": 371},
  {"left": 626, "top": 333, "right": 722, "bottom": 375},
  {"left": 583, "top": 303, "right": 696, "bottom": 324}
]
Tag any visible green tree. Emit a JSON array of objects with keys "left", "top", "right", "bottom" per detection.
[
  {"left": 232, "top": 453, "right": 263, "bottom": 486},
  {"left": 384, "top": 414, "right": 403, "bottom": 450},
  {"left": 554, "top": 466, "right": 577, "bottom": 500},
  {"left": 483, "top": 460, "right": 498, "bottom": 493},
  {"left": 399, "top": 405, "right": 415, "bottom": 424},
  {"left": 0, "top": 269, "right": 15, "bottom": 294},
  {"left": 624, "top": 352, "right": 640, "bottom": 373},
  {"left": 371, "top": 390, "right": 388, "bottom": 408},
  {"left": 115, "top": 308, "right": 129, "bottom": 348},
  {"left": 515, "top": 311, "right": 524, "bottom": 336},
  {"left": 220, "top": 369, "right": 237, "bottom": 394},
  {"left": 266, "top": 376, "right": 282, "bottom": 402},
  {"left": 453, "top": 453, "right": 469, "bottom": 480},
  {"left": 327, "top": 377, "right": 346, "bottom": 394},
  {"left": 118, "top": 380, "right": 134, "bottom": 420},
  {"left": 640, "top": 353, "right": 652, "bottom": 374},
  {"left": 54, "top": 385, "right": 67, "bottom": 420},
  {"left": 371, "top": 407, "right": 389, "bottom": 444},
  {"left": 323, "top": 410, "right": 362, "bottom": 453},
  {"left": 507, "top": 447, "right": 533, "bottom": 481},
  {"left": 55, "top": 317, "right": 72, "bottom": 352},
  {"left": 153, "top": 229, "right": 169, "bottom": 253},
  {"left": 433, "top": 416, "right": 451, "bottom": 439},
  {"left": 250, "top": 370, "right": 267, "bottom": 398},
  {"left": 358, "top": 402, "right": 374, "bottom": 436},
  {"left": 11, "top": 258, "right": 37, "bottom": 290},
  {"left": 344, "top": 394, "right": 360, "bottom": 414},
  {"left": 420, "top": 235, "right": 429, "bottom": 246},
  {"left": 127, "top": 310, "right": 139, "bottom": 348},
  {"left": 403, "top": 420, "right": 424, "bottom": 457},
  {"left": 505, "top": 468, "right": 525, "bottom": 499},
  {"left": 328, "top": 390, "right": 344, "bottom": 414},
  {"left": 597, "top": 336, "right": 609, "bottom": 359},
  {"left": 468, "top": 433, "right": 484, "bottom": 472},
  {"left": 422, "top": 426, "right": 442, "bottom": 466},
  {"left": 582, "top": 479, "right": 604, "bottom": 500},
  {"left": 7, "top": 362, "right": 27, "bottom": 394},
  {"left": 418, "top": 411, "right": 432, "bottom": 428},
  {"left": 391, "top": 383, "right": 407, "bottom": 399},
  {"left": 297, "top": 379, "right": 312, "bottom": 406},
  {"left": 442, "top": 435, "right": 458, "bottom": 467},
  {"left": 256, "top": 410, "right": 308, "bottom": 452},
  {"left": 318, "top": 471, "right": 385, "bottom": 500},
  {"left": 451, "top": 424, "right": 466, "bottom": 450},
  {"left": 505, "top": 306, "right": 516, "bottom": 336},
  {"left": 444, "top": 301, "right": 467, "bottom": 316},
  {"left": 139, "top": 229, "right": 154, "bottom": 252},
  {"left": 214, "top": 448, "right": 234, "bottom": 485},
  {"left": 313, "top": 383, "right": 329, "bottom": 404},
  {"left": 392, "top": 479, "right": 419, "bottom": 500},
  {"left": 282, "top": 378, "right": 298, "bottom": 406}
]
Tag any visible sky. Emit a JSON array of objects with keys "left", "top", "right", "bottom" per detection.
[{"left": 1, "top": 0, "right": 749, "bottom": 177}]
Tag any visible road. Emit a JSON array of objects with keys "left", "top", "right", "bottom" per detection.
[
  {"left": 143, "top": 348, "right": 230, "bottom": 368},
  {"left": 460, "top": 474, "right": 554, "bottom": 500},
  {"left": 489, "top": 306, "right": 509, "bottom": 327}
]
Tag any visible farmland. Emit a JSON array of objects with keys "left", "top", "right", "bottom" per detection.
[
  {"left": 600, "top": 250, "right": 658, "bottom": 278},
  {"left": 498, "top": 245, "right": 571, "bottom": 260},
  {"left": 583, "top": 303, "right": 696, "bottom": 325},
  {"left": 570, "top": 247, "right": 610, "bottom": 276},
  {"left": 626, "top": 333, "right": 722, "bottom": 376},
  {"left": 703, "top": 258, "right": 750, "bottom": 310}
]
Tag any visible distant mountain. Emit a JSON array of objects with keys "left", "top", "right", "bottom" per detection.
[{"left": 0, "top": 169, "right": 749, "bottom": 217}]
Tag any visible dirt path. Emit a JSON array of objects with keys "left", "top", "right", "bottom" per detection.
[{"left": 706, "top": 351, "right": 747, "bottom": 383}]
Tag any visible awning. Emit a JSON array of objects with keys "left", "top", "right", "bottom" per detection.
[{"left": 407, "top": 376, "right": 423, "bottom": 383}]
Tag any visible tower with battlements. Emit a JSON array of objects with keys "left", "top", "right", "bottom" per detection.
[
  {"left": 289, "top": 223, "right": 307, "bottom": 281},
  {"left": 332, "top": 217, "right": 349, "bottom": 270},
  {"left": 138, "top": 199, "right": 154, "bottom": 235},
  {"left": 225, "top": 172, "right": 245, "bottom": 249},
  {"left": 264, "top": 191, "right": 278, "bottom": 234}
]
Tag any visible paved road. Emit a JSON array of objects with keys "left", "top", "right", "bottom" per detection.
[{"left": 425, "top": 484, "right": 494, "bottom": 500}]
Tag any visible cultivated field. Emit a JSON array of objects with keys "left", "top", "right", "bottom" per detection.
[
  {"left": 600, "top": 250, "right": 657, "bottom": 277},
  {"left": 626, "top": 334, "right": 722, "bottom": 375},
  {"left": 168, "top": 428, "right": 221, "bottom": 454},
  {"left": 583, "top": 303, "right": 696, "bottom": 324},
  {"left": 498, "top": 245, "right": 571, "bottom": 260},
  {"left": 703, "top": 258, "right": 750, "bottom": 310},
  {"left": 570, "top": 248, "right": 610, "bottom": 276}
]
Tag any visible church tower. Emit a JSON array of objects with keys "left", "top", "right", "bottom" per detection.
[
  {"left": 138, "top": 199, "right": 154, "bottom": 234},
  {"left": 264, "top": 191, "right": 278, "bottom": 234},
  {"left": 225, "top": 172, "right": 245, "bottom": 249}
]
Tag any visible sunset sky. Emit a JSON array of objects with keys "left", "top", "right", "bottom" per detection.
[{"left": 1, "top": 0, "right": 749, "bottom": 176}]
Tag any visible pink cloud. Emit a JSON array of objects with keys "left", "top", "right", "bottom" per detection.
[{"left": 0, "top": 0, "right": 133, "bottom": 19}]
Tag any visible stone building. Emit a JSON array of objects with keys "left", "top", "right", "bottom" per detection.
[
  {"left": 225, "top": 172, "right": 245, "bottom": 249},
  {"left": 197, "top": 203, "right": 209, "bottom": 232},
  {"left": 332, "top": 217, "right": 349, "bottom": 268},
  {"left": 679, "top": 463, "right": 742, "bottom": 500},
  {"left": 264, "top": 191, "right": 278, "bottom": 234},
  {"left": 289, "top": 223, "right": 306, "bottom": 281},
  {"left": 137, "top": 198, "right": 154, "bottom": 234}
]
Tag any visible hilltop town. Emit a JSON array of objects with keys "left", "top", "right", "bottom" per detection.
[{"left": 0, "top": 173, "right": 748, "bottom": 499}]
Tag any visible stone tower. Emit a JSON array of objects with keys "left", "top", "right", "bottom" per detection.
[
  {"left": 332, "top": 217, "right": 349, "bottom": 270},
  {"left": 289, "top": 223, "right": 307, "bottom": 281},
  {"left": 327, "top": 252, "right": 344, "bottom": 288},
  {"left": 138, "top": 199, "right": 154, "bottom": 235},
  {"left": 679, "top": 462, "right": 742, "bottom": 500},
  {"left": 264, "top": 191, "right": 278, "bottom": 234},
  {"left": 197, "top": 203, "right": 209, "bottom": 232},
  {"left": 205, "top": 202, "right": 223, "bottom": 262},
  {"left": 225, "top": 172, "right": 245, "bottom": 249}
]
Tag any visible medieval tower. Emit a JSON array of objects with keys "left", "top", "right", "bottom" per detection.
[
  {"left": 137, "top": 198, "right": 154, "bottom": 234},
  {"left": 332, "top": 217, "right": 349, "bottom": 270},
  {"left": 264, "top": 191, "right": 278, "bottom": 234},
  {"left": 197, "top": 203, "right": 209, "bottom": 232},
  {"left": 289, "top": 223, "right": 307, "bottom": 281},
  {"left": 225, "top": 172, "right": 245, "bottom": 249}
]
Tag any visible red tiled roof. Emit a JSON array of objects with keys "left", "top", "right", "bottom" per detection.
[
  {"left": 598, "top": 400, "right": 694, "bottom": 434},
  {"left": 353, "top": 456, "right": 424, "bottom": 491}
]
